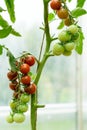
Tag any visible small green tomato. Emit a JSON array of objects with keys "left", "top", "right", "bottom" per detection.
[
  {"left": 63, "top": 50, "right": 72, "bottom": 56},
  {"left": 64, "top": 42, "right": 75, "bottom": 51},
  {"left": 17, "top": 104, "right": 28, "bottom": 113},
  {"left": 68, "top": 25, "right": 79, "bottom": 34},
  {"left": 13, "top": 113, "right": 25, "bottom": 123},
  {"left": 20, "top": 94, "right": 30, "bottom": 103},
  {"left": 6, "top": 114, "right": 14, "bottom": 123},
  {"left": 58, "top": 30, "right": 71, "bottom": 42},
  {"left": 53, "top": 43, "right": 64, "bottom": 55}
]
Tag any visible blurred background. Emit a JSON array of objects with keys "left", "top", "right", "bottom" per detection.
[{"left": 0, "top": 0, "right": 87, "bottom": 130}]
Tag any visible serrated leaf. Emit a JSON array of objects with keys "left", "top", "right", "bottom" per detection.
[
  {"left": 4, "top": 0, "right": 15, "bottom": 23},
  {"left": 0, "top": 15, "right": 21, "bottom": 37},
  {"left": 71, "top": 7, "right": 87, "bottom": 18},
  {"left": 75, "top": 30, "right": 84, "bottom": 54},
  {"left": 76, "top": 0, "right": 86, "bottom": 7},
  {"left": 0, "top": 7, "right": 6, "bottom": 12},
  {"left": 0, "top": 45, "right": 3, "bottom": 55},
  {"left": 7, "top": 50, "right": 17, "bottom": 71},
  {"left": 0, "top": 26, "right": 12, "bottom": 39},
  {"left": 57, "top": 21, "right": 64, "bottom": 29},
  {"left": 48, "top": 13, "right": 55, "bottom": 22}
]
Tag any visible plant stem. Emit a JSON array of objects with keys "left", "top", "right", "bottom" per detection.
[{"left": 30, "top": 1, "right": 51, "bottom": 130}]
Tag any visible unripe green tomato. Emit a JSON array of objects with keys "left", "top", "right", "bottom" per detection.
[
  {"left": 20, "top": 94, "right": 30, "bottom": 103},
  {"left": 6, "top": 114, "right": 14, "bottom": 123},
  {"left": 10, "top": 100, "right": 18, "bottom": 110},
  {"left": 58, "top": 30, "right": 71, "bottom": 42},
  {"left": 13, "top": 113, "right": 25, "bottom": 123},
  {"left": 64, "top": 42, "right": 75, "bottom": 51},
  {"left": 17, "top": 104, "right": 28, "bottom": 113},
  {"left": 53, "top": 43, "right": 64, "bottom": 55},
  {"left": 68, "top": 25, "right": 78, "bottom": 34},
  {"left": 63, "top": 50, "right": 72, "bottom": 56}
]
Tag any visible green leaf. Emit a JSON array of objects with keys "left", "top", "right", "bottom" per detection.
[
  {"left": 48, "top": 13, "right": 55, "bottom": 22},
  {"left": 0, "top": 7, "right": 6, "bottom": 12},
  {"left": 57, "top": 21, "right": 64, "bottom": 29},
  {"left": 76, "top": 0, "right": 86, "bottom": 7},
  {"left": 7, "top": 50, "right": 17, "bottom": 71},
  {"left": 0, "top": 15, "right": 21, "bottom": 37},
  {"left": 75, "top": 29, "right": 84, "bottom": 54},
  {"left": 4, "top": 0, "right": 15, "bottom": 23},
  {"left": 71, "top": 7, "right": 87, "bottom": 18},
  {"left": 0, "top": 26, "right": 12, "bottom": 39},
  {"left": 68, "top": 0, "right": 72, "bottom": 2},
  {"left": 0, "top": 45, "right": 3, "bottom": 55}
]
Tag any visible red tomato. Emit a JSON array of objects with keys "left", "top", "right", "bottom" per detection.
[
  {"left": 50, "top": 0, "right": 61, "bottom": 10},
  {"left": 25, "top": 55, "right": 35, "bottom": 66},
  {"left": 9, "top": 81, "right": 18, "bottom": 91},
  {"left": 20, "top": 63, "right": 30, "bottom": 74},
  {"left": 7, "top": 71, "right": 18, "bottom": 81},
  {"left": 21, "top": 75, "right": 31, "bottom": 85},
  {"left": 24, "top": 83, "right": 36, "bottom": 94}
]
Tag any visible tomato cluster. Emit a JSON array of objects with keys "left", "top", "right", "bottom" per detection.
[
  {"left": 52, "top": 24, "right": 79, "bottom": 56},
  {"left": 50, "top": 0, "right": 74, "bottom": 26},
  {"left": 6, "top": 55, "right": 37, "bottom": 123}
]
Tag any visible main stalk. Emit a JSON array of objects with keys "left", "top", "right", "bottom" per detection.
[{"left": 30, "top": 1, "right": 51, "bottom": 130}]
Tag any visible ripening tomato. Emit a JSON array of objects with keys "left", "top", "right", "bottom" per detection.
[
  {"left": 13, "top": 92, "right": 19, "bottom": 99},
  {"left": 7, "top": 71, "right": 18, "bottom": 81},
  {"left": 25, "top": 55, "right": 35, "bottom": 66},
  {"left": 64, "top": 17, "right": 73, "bottom": 26},
  {"left": 21, "top": 75, "right": 31, "bottom": 85},
  {"left": 56, "top": 8, "right": 69, "bottom": 19},
  {"left": 20, "top": 63, "right": 30, "bottom": 74},
  {"left": 50, "top": 0, "right": 61, "bottom": 10},
  {"left": 24, "top": 83, "right": 36, "bottom": 94}
]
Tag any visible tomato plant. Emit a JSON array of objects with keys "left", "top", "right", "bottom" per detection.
[{"left": 0, "top": 0, "right": 87, "bottom": 130}]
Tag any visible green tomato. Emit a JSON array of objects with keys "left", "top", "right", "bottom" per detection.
[
  {"left": 64, "top": 42, "right": 75, "bottom": 51},
  {"left": 20, "top": 94, "right": 30, "bottom": 103},
  {"left": 68, "top": 25, "right": 78, "bottom": 34},
  {"left": 10, "top": 100, "right": 18, "bottom": 110},
  {"left": 53, "top": 43, "right": 64, "bottom": 55},
  {"left": 13, "top": 113, "right": 25, "bottom": 123},
  {"left": 17, "top": 104, "right": 28, "bottom": 113},
  {"left": 72, "top": 32, "right": 79, "bottom": 40},
  {"left": 63, "top": 50, "right": 72, "bottom": 56},
  {"left": 58, "top": 30, "right": 71, "bottom": 42},
  {"left": 6, "top": 114, "right": 14, "bottom": 123}
]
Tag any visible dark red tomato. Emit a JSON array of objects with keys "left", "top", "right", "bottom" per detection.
[
  {"left": 56, "top": 8, "right": 69, "bottom": 19},
  {"left": 7, "top": 71, "right": 18, "bottom": 81},
  {"left": 20, "top": 63, "right": 30, "bottom": 74},
  {"left": 25, "top": 55, "right": 35, "bottom": 66},
  {"left": 24, "top": 83, "right": 36, "bottom": 94},
  {"left": 21, "top": 75, "right": 31, "bottom": 85},
  {"left": 50, "top": 0, "right": 61, "bottom": 10},
  {"left": 9, "top": 81, "right": 18, "bottom": 91}
]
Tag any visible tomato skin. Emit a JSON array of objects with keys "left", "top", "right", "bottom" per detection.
[
  {"left": 21, "top": 75, "right": 31, "bottom": 85},
  {"left": 25, "top": 55, "right": 35, "bottom": 66},
  {"left": 17, "top": 104, "right": 28, "bottom": 112},
  {"left": 6, "top": 114, "right": 14, "bottom": 123},
  {"left": 53, "top": 43, "right": 64, "bottom": 55},
  {"left": 64, "top": 17, "right": 73, "bottom": 26},
  {"left": 13, "top": 113, "right": 25, "bottom": 123},
  {"left": 9, "top": 81, "right": 18, "bottom": 91},
  {"left": 24, "top": 83, "right": 36, "bottom": 94},
  {"left": 56, "top": 8, "right": 69, "bottom": 19},
  {"left": 50, "top": 0, "right": 61, "bottom": 10},
  {"left": 13, "top": 92, "right": 19, "bottom": 99},
  {"left": 20, "top": 94, "right": 30, "bottom": 103},
  {"left": 20, "top": 63, "right": 30, "bottom": 74},
  {"left": 64, "top": 42, "right": 75, "bottom": 51},
  {"left": 68, "top": 24, "right": 78, "bottom": 34},
  {"left": 7, "top": 71, "right": 18, "bottom": 81},
  {"left": 10, "top": 100, "right": 18, "bottom": 110}
]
